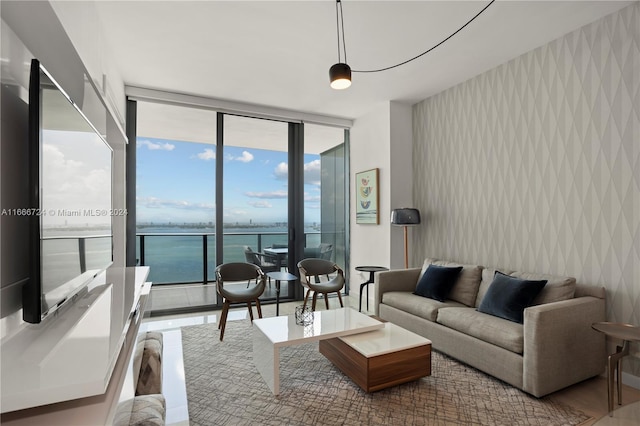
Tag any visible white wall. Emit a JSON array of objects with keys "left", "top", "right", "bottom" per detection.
[
  {"left": 49, "top": 1, "right": 126, "bottom": 128},
  {"left": 349, "top": 101, "right": 413, "bottom": 309},
  {"left": 350, "top": 102, "right": 390, "bottom": 285}
]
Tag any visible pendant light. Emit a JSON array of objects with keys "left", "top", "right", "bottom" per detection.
[
  {"left": 326, "top": 0, "right": 496, "bottom": 89},
  {"left": 330, "top": 0, "right": 351, "bottom": 90}
]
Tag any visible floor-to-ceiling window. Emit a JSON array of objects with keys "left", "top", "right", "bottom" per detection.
[
  {"left": 135, "top": 101, "right": 217, "bottom": 287},
  {"left": 129, "top": 98, "right": 349, "bottom": 314}
]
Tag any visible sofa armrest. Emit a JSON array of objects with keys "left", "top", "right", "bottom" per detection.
[
  {"left": 374, "top": 268, "right": 421, "bottom": 316},
  {"left": 523, "top": 296, "right": 606, "bottom": 397}
]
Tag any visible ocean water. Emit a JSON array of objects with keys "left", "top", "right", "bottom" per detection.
[
  {"left": 40, "top": 225, "right": 321, "bottom": 286},
  {"left": 136, "top": 226, "right": 320, "bottom": 284}
]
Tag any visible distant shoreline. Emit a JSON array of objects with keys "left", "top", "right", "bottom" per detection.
[{"left": 136, "top": 222, "right": 290, "bottom": 230}]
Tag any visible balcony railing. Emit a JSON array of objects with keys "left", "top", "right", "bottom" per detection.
[{"left": 136, "top": 231, "right": 321, "bottom": 285}]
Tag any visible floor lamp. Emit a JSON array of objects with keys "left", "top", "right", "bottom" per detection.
[{"left": 391, "top": 208, "right": 421, "bottom": 269}]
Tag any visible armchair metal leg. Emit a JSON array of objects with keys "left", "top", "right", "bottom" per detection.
[
  {"left": 336, "top": 291, "right": 344, "bottom": 307},
  {"left": 324, "top": 293, "right": 329, "bottom": 310},
  {"left": 312, "top": 292, "right": 318, "bottom": 311}
]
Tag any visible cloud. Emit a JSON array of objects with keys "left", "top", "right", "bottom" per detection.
[
  {"left": 227, "top": 150, "right": 254, "bottom": 163},
  {"left": 273, "top": 160, "right": 321, "bottom": 186},
  {"left": 248, "top": 201, "right": 272, "bottom": 208},
  {"left": 244, "top": 190, "right": 287, "bottom": 199},
  {"left": 137, "top": 196, "right": 214, "bottom": 211},
  {"left": 197, "top": 148, "right": 216, "bottom": 161},
  {"left": 137, "top": 139, "right": 175, "bottom": 151},
  {"left": 274, "top": 162, "right": 288, "bottom": 180},
  {"left": 238, "top": 151, "right": 254, "bottom": 162},
  {"left": 304, "top": 159, "right": 321, "bottom": 186}
]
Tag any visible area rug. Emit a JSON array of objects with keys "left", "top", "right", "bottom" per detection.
[{"left": 181, "top": 320, "right": 591, "bottom": 426}]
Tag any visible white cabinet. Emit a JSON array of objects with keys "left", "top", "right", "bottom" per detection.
[{"left": 1, "top": 267, "right": 151, "bottom": 425}]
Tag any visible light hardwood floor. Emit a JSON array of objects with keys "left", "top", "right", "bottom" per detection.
[
  {"left": 146, "top": 290, "right": 640, "bottom": 425},
  {"left": 550, "top": 376, "right": 640, "bottom": 425}
]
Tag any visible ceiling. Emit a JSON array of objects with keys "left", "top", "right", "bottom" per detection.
[{"left": 94, "top": 1, "right": 633, "bottom": 121}]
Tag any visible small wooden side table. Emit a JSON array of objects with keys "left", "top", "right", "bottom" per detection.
[
  {"left": 591, "top": 322, "right": 640, "bottom": 415},
  {"left": 355, "top": 266, "right": 388, "bottom": 312}
]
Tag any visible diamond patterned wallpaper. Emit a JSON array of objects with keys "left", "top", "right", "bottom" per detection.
[{"left": 413, "top": 4, "right": 639, "bottom": 375}]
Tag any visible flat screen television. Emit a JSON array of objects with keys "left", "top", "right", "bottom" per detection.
[{"left": 23, "top": 59, "right": 113, "bottom": 324}]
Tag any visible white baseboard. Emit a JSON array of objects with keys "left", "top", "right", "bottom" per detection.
[{"left": 623, "top": 371, "right": 640, "bottom": 390}]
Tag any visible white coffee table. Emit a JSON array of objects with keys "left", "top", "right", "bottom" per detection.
[{"left": 252, "top": 307, "right": 384, "bottom": 395}]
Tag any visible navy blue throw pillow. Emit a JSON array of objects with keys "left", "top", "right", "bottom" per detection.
[
  {"left": 477, "top": 271, "right": 547, "bottom": 323},
  {"left": 414, "top": 265, "right": 463, "bottom": 302}
]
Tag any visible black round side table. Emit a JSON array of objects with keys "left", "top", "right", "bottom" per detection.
[
  {"left": 355, "top": 266, "right": 389, "bottom": 312},
  {"left": 266, "top": 271, "right": 297, "bottom": 316}
]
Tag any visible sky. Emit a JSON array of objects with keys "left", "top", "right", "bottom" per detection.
[{"left": 136, "top": 137, "right": 321, "bottom": 225}]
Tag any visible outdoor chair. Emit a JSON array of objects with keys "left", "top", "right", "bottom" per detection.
[
  {"left": 319, "top": 243, "right": 333, "bottom": 261},
  {"left": 297, "top": 258, "right": 345, "bottom": 311},
  {"left": 243, "top": 246, "right": 279, "bottom": 286},
  {"left": 215, "top": 262, "right": 266, "bottom": 341}
]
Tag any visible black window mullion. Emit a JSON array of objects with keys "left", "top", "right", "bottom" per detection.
[
  {"left": 215, "top": 113, "right": 224, "bottom": 281},
  {"left": 288, "top": 122, "right": 304, "bottom": 300}
]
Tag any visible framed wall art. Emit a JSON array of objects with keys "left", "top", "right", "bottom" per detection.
[{"left": 355, "top": 168, "right": 379, "bottom": 224}]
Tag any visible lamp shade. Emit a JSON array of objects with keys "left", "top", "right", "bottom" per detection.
[
  {"left": 329, "top": 63, "right": 352, "bottom": 89},
  {"left": 391, "top": 208, "right": 421, "bottom": 225}
]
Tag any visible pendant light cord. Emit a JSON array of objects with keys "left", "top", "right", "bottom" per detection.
[
  {"left": 336, "top": 0, "right": 348, "bottom": 63},
  {"left": 352, "top": 0, "right": 495, "bottom": 73}
]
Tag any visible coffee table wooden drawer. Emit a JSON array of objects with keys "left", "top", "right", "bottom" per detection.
[{"left": 319, "top": 324, "right": 431, "bottom": 392}]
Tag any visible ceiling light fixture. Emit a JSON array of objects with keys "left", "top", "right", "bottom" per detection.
[
  {"left": 329, "top": 0, "right": 351, "bottom": 90},
  {"left": 328, "top": 0, "right": 495, "bottom": 89}
]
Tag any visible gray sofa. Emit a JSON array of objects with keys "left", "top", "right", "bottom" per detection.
[{"left": 374, "top": 258, "right": 607, "bottom": 397}]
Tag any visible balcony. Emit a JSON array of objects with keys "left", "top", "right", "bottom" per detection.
[{"left": 136, "top": 231, "right": 321, "bottom": 285}]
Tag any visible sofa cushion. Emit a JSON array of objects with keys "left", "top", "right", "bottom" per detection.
[
  {"left": 510, "top": 271, "right": 576, "bottom": 305},
  {"left": 414, "top": 264, "right": 463, "bottom": 302},
  {"left": 420, "top": 257, "right": 438, "bottom": 276},
  {"left": 420, "top": 259, "right": 483, "bottom": 307},
  {"left": 382, "top": 291, "right": 466, "bottom": 322},
  {"left": 477, "top": 272, "right": 547, "bottom": 323},
  {"left": 437, "top": 307, "right": 525, "bottom": 354},
  {"left": 476, "top": 267, "right": 515, "bottom": 307}
]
